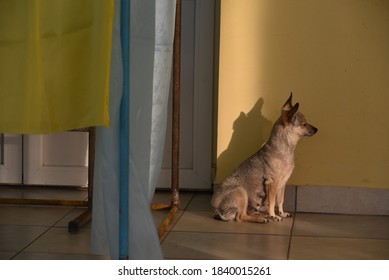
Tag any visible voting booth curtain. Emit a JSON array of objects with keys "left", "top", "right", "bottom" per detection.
[
  {"left": 91, "top": 0, "right": 176, "bottom": 259},
  {"left": 0, "top": 0, "right": 176, "bottom": 259},
  {"left": 0, "top": 0, "right": 114, "bottom": 133}
]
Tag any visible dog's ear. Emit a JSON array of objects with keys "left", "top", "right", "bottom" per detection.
[
  {"left": 282, "top": 92, "right": 293, "bottom": 111},
  {"left": 284, "top": 102, "right": 299, "bottom": 123}
]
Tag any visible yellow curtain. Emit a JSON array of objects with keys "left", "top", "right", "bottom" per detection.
[{"left": 0, "top": 0, "right": 114, "bottom": 134}]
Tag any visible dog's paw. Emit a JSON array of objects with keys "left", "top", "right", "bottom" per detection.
[
  {"left": 267, "top": 215, "right": 282, "bottom": 222},
  {"left": 252, "top": 214, "right": 269, "bottom": 223},
  {"left": 279, "top": 211, "right": 291, "bottom": 218}
]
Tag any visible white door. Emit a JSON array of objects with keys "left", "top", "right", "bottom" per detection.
[
  {"left": 23, "top": 132, "right": 88, "bottom": 186},
  {"left": 157, "top": 0, "right": 214, "bottom": 190},
  {"left": 0, "top": 134, "right": 23, "bottom": 184}
]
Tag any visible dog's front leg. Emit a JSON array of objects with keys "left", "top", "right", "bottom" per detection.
[
  {"left": 276, "top": 186, "right": 291, "bottom": 218},
  {"left": 266, "top": 182, "right": 282, "bottom": 222}
]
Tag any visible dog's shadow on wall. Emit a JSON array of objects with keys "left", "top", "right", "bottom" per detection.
[{"left": 216, "top": 97, "right": 273, "bottom": 182}]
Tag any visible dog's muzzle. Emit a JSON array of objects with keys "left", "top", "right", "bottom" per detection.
[{"left": 307, "top": 125, "right": 318, "bottom": 136}]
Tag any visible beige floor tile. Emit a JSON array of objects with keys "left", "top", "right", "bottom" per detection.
[
  {"left": 173, "top": 210, "right": 293, "bottom": 235},
  {"left": 289, "top": 236, "right": 389, "bottom": 260},
  {"left": 162, "top": 231, "right": 290, "bottom": 260},
  {"left": 294, "top": 213, "right": 389, "bottom": 239},
  {"left": 0, "top": 225, "right": 48, "bottom": 252},
  {"left": 187, "top": 192, "right": 213, "bottom": 211},
  {"left": 24, "top": 227, "right": 93, "bottom": 255},
  {"left": 0, "top": 205, "right": 73, "bottom": 226},
  {"left": 14, "top": 252, "right": 109, "bottom": 260}
]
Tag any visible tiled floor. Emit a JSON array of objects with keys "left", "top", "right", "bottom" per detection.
[
  {"left": 155, "top": 191, "right": 389, "bottom": 260},
  {"left": 1, "top": 187, "right": 389, "bottom": 260},
  {"left": 0, "top": 185, "right": 108, "bottom": 260}
]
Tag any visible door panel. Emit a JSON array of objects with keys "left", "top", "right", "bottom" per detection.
[{"left": 23, "top": 132, "right": 88, "bottom": 186}]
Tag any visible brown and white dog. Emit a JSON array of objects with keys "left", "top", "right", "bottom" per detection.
[{"left": 211, "top": 93, "right": 318, "bottom": 222}]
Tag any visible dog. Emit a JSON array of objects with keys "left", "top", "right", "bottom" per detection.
[{"left": 211, "top": 93, "right": 318, "bottom": 222}]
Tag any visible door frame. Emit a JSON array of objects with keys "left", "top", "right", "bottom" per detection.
[{"left": 0, "top": 134, "right": 23, "bottom": 184}]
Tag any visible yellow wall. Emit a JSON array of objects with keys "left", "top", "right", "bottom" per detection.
[{"left": 216, "top": 0, "right": 389, "bottom": 189}]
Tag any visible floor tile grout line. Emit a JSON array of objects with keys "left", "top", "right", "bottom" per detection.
[
  {"left": 11, "top": 251, "right": 106, "bottom": 259},
  {"left": 288, "top": 234, "right": 389, "bottom": 241},
  {"left": 286, "top": 185, "right": 299, "bottom": 260},
  {"left": 165, "top": 229, "right": 293, "bottom": 237},
  {"left": 159, "top": 212, "right": 389, "bottom": 242},
  {"left": 160, "top": 192, "right": 196, "bottom": 245},
  {"left": 286, "top": 213, "right": 297, "bottom": 260},
  {"left": 10, "top": 206, "right": 77, "bottom": 260},
  {"left": 10, "top": 226, "right": 53, "bottom": 260},
  {"left": 52, "top": 206, "right": 78, "bottom": 227},
  {"left": 0, "top": 205, "right": 79, "bottom": 227},
  {"left": 160, "top": 210, "right": 185, "bottom": 244},
  {"left": 182, "top": 192, "right": 197, "bottom": 212}
]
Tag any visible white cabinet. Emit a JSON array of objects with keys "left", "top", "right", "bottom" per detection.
[
  {"left": 0, "top": 132, "right": 88, "bottom": 186},
  {"left": 23, "top": 132, "right": 88, "bottom": 186}
]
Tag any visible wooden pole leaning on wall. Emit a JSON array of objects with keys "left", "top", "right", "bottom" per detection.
[
  {"left": 171, "top": 0, "right": 181, "bottom": 208},
  {"left": 154, "top": 0, "right": 181, "bottom": 239}
]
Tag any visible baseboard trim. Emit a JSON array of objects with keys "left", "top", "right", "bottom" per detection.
[{"left": 283, "top": 185, "right": 389, "bottom": 215}]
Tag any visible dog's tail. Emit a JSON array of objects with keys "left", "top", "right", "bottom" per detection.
[
  {"left": 213, "top": 212, "right": 228, "bottom": 221},
  {"left": 213, "top": 208, "right": 237, "bottom": 222}
]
